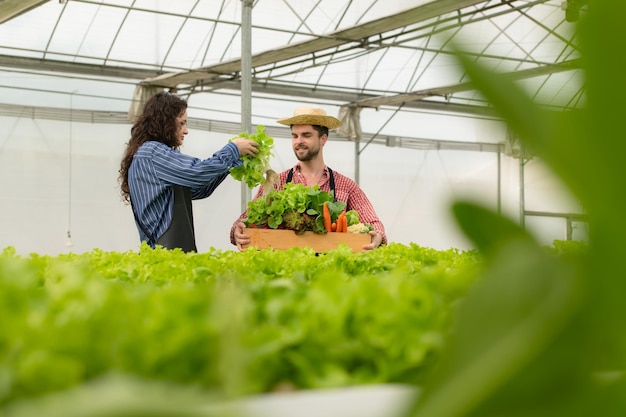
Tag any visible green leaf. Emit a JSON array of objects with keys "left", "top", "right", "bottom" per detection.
[
  {"left": 229, "top": 125, "right": 274, "bottom": 189},
  {"left": 451, "top": 201, "right": 536, "bottom": 258},
  {"left": 411, "top": 236, "right": 582, "bottom": 417}
]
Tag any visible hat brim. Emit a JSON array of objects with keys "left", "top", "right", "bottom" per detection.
[{"left": 276, "top": 114, "right": 342, "bottom": 129}]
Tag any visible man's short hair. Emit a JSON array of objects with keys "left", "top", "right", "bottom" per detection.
[{"left": 311, "top": 125, "right": 329, "bottom": 137}]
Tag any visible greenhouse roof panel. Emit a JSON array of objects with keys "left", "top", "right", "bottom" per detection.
[{"left": 0, "top": 0, "right": 586, "bottom": 127}]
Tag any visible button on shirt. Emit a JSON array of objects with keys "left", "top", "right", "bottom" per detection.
[{"left": 129, "top": 141, "right": 242, "bottom": 245}]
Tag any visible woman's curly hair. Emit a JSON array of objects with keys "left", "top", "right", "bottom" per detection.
[{"left": 118, "top": 92, "right": 187, "bottom": 202}]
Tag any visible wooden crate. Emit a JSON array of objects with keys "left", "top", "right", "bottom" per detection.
[{"left": 242, "top": 227, "right": 371, "bottom": 252}]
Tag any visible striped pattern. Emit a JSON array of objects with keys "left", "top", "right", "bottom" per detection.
[{"left": 129, "top": 141, "right": 241, "bottom": 245}]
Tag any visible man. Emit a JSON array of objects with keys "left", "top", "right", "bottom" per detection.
[
  {"left": 230, "top": 106, "right": 386, "bottom": 251},
  {"left": 119, "top": 91, "right": 259, "bottom": 252}
]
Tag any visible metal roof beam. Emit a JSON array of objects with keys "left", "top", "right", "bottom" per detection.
[
  {"left": 0, "top": 102, "right": 502, "bottom": 153},
  {"left": 141, "top": 0, "right": 488, "bottom": 88},
  {"left": 193, "top": 79, "right": 500, "bottom": 118},
  {"left": 0, "top": 0, "right": 48, "bottom": 24},
  {"left": 351, "top": 58, "right": 583, "bottom": 108},
  {"left": 0, "top": 55, "right": 578, "bottom": 118},
  {"left": 0, "top": 55, "right": 163, "bottom": 80}
]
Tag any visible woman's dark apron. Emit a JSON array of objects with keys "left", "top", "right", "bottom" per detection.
[
  {"left": 156, "top": 186, "right": 197, "bottom": 252},
  {"left": 132, "top": 185, "right": 197, "bottom": 253}
]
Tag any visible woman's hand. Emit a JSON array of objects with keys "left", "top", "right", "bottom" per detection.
[{"left": 232, "top": 138, "right": 260, "bottom": 157}]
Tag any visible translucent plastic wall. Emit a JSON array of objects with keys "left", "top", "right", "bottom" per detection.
[{"left": 0, "top": 110, "right": 584, "bottom": 256}]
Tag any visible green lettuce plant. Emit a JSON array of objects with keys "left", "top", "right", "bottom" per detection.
[
  {"left": 229, "top": 125, "right": 274, "bottom": 188},
  {"left": 244, "top": 183, "right": 346, "bottom": 233},
  {"left": 0, "top": 242, "right": 482, "bottom": 415}
]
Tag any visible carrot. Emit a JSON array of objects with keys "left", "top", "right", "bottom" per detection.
[
  {"left": 323, "top": 202, "right": 332, "bottom": 232},
  {"left": 338, "top": 211, "right": 347, "bottom": 232},
  {"left": 331, "top": 222, "right": 337, "bottom": 232}
]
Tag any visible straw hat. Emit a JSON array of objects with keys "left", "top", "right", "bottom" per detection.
[{"left": 276, "top": 107, "right": 342, "bottom": 129}]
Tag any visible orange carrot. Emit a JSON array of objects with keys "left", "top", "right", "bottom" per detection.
[
  {"left": 323, "top": 202, "right": 332, "bottom": 232},
  {"left": 338, "top": 211, "right": 347, "bottom": 232},
  {"left": 331, "top": 222, "right": 337, "bottom": 232}
]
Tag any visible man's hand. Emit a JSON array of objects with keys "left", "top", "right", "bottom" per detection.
[
  {"left": 362, "top": 230, "right": 383, "bottom": 251},
  {"left": 234, "top": 221, "right": 251, "bottom": 251}
]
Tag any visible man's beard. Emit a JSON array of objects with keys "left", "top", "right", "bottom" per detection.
[{"left": 294, "top": 146, "right": 319, "bottom": 161}]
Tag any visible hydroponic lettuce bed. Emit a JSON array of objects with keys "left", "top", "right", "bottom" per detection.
[
  {"left": 0, "top": 242, "right": 482, "bottom": 415},
  {"left": 0, "top": 240, "right": 585, "bottom": 416}
]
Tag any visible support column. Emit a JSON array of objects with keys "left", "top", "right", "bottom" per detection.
[{"left": 240, "top": 0, "right": 253, "bottom": 212}]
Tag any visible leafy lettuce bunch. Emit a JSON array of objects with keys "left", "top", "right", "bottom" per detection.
[
  {"left": 229, "top": 125, "right": 274, "bottom": 188},
  {"left": 244, "top": 183, "right": 346, "bottom": 233}
]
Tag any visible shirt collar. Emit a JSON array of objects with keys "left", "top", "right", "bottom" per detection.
[{"left": 293, "top": 163, "right": 328, "bottom": 179}]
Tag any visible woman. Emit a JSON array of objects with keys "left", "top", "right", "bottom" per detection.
[{"left": 119, "top": 91, "right": 258, "bottom": 252}]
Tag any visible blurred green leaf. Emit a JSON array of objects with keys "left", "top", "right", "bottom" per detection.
[
  {"left": 412, "top": 204, "right": 583, "bottom": 417},
  {"left": 451, "top": 202, "right": 535, "bottom": 258}
]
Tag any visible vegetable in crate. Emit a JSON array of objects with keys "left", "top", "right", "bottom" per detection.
[
  {"left": 244, "top": 183, "right": 348, "bottom": 234},
  {"left": 229, "top": 125, "right": 275, "bottom": 188},
  {"left": 345, "top": 209, "right": 375, "bottom": 234}
]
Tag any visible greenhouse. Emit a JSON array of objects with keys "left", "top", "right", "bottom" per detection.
[
  {"left": 0, "top": 0, "right": 587, "bottom": 255},
  {"left": 3, "top": 1, "right": 625, "bottom": 417}
]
